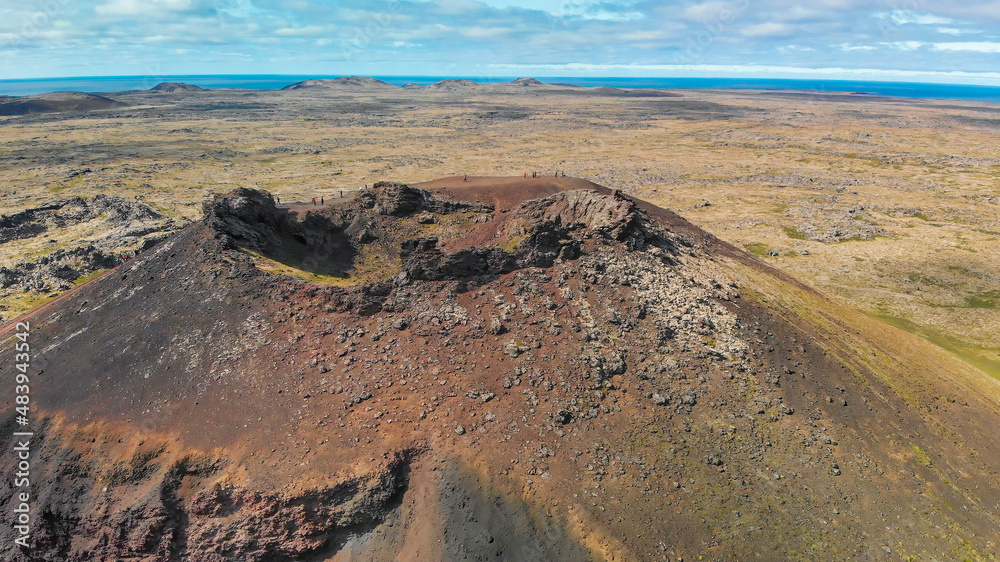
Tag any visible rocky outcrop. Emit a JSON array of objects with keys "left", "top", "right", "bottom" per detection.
[
  {"left": 0, "top": 246, "right": 120, "bottom": 291},
  {"left": 203, "top": 185, "right": 671, "bottom": 289},
  {"left": 0, "top": 195, "right": 164, "bottom": 244},
  {"left": 203, "top": 183, "right": 497, "bottom": 283},
  {"left": 203, "top": 188, "right": 286, "bottom": 253},
  {"left": 357, "top": 181, "right": 494, "bottom": 216},
  {"left": 397, "top": 237, "right": 515, "bottom": 283},
  {"left": 7, "top": 420, "right": 421, "bottom": 562},
  {"left": 786, "top": 201, "right": 890, "bottom": 242},
  {"left": 0, "top": 195, "right": 179, "bottom": 304},
  {"left": 505, "top": 189, "right": 654, "bottom": 249},
  {"left": 397, "top": 189, "right": 673, "bottom": 283}
]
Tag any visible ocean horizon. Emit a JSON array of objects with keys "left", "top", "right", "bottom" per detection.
[{"left": 2, "top": 74, "right": 1000, "bottom": 103}]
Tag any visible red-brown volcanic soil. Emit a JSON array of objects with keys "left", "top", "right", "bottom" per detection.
[{"left": 1, "top": 177, "right": 999, "bottom": 561}]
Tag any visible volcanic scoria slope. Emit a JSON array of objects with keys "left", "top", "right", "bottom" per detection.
[{"left": 2, "top": 177, "right": 999, "bottom": 561}]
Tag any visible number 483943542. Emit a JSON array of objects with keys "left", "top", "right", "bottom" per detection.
[{"left": 14, "top": 322, "right": 30, "bottom": 416}]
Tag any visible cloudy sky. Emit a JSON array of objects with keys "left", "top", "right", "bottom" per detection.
[{"left": 1, "top": 0, "right": 1000, "bottom": 84}]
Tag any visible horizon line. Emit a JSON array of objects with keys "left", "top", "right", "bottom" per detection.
[{"left": 4, "top": 73, "right": 1000, "bottom": 89}]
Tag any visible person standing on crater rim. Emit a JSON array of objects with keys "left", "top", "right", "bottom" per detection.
[{"left": 321, "top": 197, "right": 324, "bottom": 205}]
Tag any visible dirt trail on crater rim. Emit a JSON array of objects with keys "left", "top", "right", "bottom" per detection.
[{"left": 1, "top": 177, "right": 999, "bottom": 560}]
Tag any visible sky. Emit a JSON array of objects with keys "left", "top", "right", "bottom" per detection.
[{"left": 1, "top": 0, "right": 1000, "bottom": 84}]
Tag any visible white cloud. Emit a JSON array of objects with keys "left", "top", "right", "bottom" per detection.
[
  {"left": 274, "top": 25, "right": 327, "bottom": 37},
  {"left": 3, "top": 0, "right": 999, "bottom": 84},
  {"left": 578, "top": 10, "right": 645, "bottom": 21},
  {"left": 207, "top": 50, "right": 253, "bottom": 57},
  {"left": 487, "top": 62, "right": 1000, "bottom": 85},
  {"left": 215, "top": 0, "right": 262, "bottom": 20},
  {"left": 741, "top": 22, "right": 793, "bottom": 37},
  {"left": 775, "top": 5, "right": 824, "bottom": 23},
  {"left": 620, "top": 30, "right": 671, "bottom": 42},
  {"left": 484, "top": 0, "right": 644, "bottom": 21},
  {"left": 436, "top": 0, "right": 484, "bottom": 14},
  {"left": 96, "top": 0, "right": 191, "bottom": 17},
  {"left": 887, "top": 10, "right": 954, "bottom": 25},
  {"left": 390, "top": 23, "right": 453, "bottom": 42},
  {"left": 683, "top": 1, "right": 741, "bottom": 22},
  {"left": 883, "top": 41, "right": 924, "bottom": 50},
  {"left": 778, "top": 45, "right": 815, "bottom": 53},
  {"left": 838, "top": 43, "right": 876, "bottom": 51},
  {"left": 933, "top": 41, "right": 1000, "bottom": 52},
  {"left": 458, "top": 26, "right": 511, "bottom": 39}
]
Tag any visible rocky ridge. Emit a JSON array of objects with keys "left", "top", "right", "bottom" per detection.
[{"left": 0, "top": 195, "right": 183, "bottom": 318}]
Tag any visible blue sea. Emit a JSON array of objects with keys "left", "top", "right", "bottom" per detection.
[{"left": 2, "top": 74, "right": 1000, "bottom": 103}]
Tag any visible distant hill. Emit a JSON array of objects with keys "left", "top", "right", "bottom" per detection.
[
  {"left": 426, "top": 78, "right": 479, "bottom": 90},
  {"left": 510, "top": 77, "right": 543, "bottom": 86},
  {"left": 150, "top": 82, "right": 206, "bottom": 92},
  {"left": 0, "top": 91, "right": 126, "bottom": 116},
  {"left": 281, "top": 76, "right": 396, "bottom": 90}
]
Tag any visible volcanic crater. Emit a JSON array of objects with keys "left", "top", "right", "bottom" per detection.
[{"left": 1, "top": 177, "right": 999, "bottom": 561}]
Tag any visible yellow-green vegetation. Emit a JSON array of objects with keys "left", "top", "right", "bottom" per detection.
[
  {"left": 909, "top": 443, "right": 932, "bottom": 467},
  {"left": 72, "top": 269, "right": 110, "bottom": 286},
  {"left": 867, "top": 313, "right": 1000, "bottom": 381},
  {"left": 907, "top": 273, "right": 947, "bottom": 286},
  {"left": 965, "top": 290, "right": 1000, "bottom": 309},
  {"left": 744, "top": 242, "right": 770, "bottom": 256},
  {"left": 245, "top": 246, "right": 401, "bottom": 287},
  {"left": 782, "top": 226, "right": 808, "bottom": 240},
  {"left": 246, "top": 250, "right": 354, "bottom": 285},
  {"left": 2, "top": 291, "right": 61, "bottom": 320},
  {"left": 500, "top": 234, "right": 527, "bottom": 253}
]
